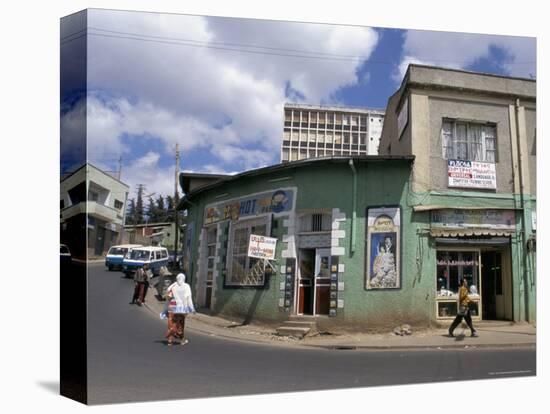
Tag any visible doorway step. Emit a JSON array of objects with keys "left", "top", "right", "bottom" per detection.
[{"left": 276, "top": 316, "right": 318, "bottom": 339}]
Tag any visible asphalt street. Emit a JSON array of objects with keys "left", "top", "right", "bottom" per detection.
[{"left": 87, "top": 263, "right": 536, "bottom": 405}]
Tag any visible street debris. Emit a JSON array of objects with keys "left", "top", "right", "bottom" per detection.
[{"left": 393, "top": 324, "right": 412, "bottom": 336}]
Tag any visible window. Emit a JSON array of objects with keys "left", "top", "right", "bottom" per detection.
[
  {"left": 130, "top": 250, "right": 151, "bottom": 260},
  {"left": 282, "top": 148, "right": 289, "bottom": 162},
  {"left": 318, "top": 131, "right": 325, "bottom": 143},
  {"left": 285, "top": 110, "right": 292, "bottom": 122},
  {"left": 161, "top": 249, "right": 168, "bottom": 259},
  {"left": 89, "top": 191, "right": 99, "bottom": 202},
  {"left": 299, "top": 149, "right": 307, "bottom": 160},
  {"left": 442, "top": 120, "right": 497, "bottom": 162},
  {"left": 60, "top": 199, "right": 65, "bottom": 209},
  {"left": 326, "top": 131, "right": 333, "bottom": 143},
  {"left": 436, "top": 251, "right": 479, "bottom": 295},
  {"left": 114, "top": 199, "right": 124, "bottom": 210},
  {"left": 206, "top": 227, "right": 217, "bottom": 278},
  {"left": 227, "top": 217, "right": 269, "bottom": 286},
  {"left": 283, "top": 130, "right": 291, "bottom": 140},
  {"left": 298, "top": 213, "right": 332, "bottom": 232}
]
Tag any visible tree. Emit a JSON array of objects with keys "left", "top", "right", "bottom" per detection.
[
  {"left": 156, "top": 195, "right": 166, "bottom": 222},
  {"left": 126, "top": 198, "right": 136, "bottom": 225},
  {"left": 146, "top": 196, "right": 157, "bottom": 223},
  {"left": 135, "top": 184, "right": 145, "bottom": 224},
  {"left": 165, "top": 195, "right": 175, "bottom": 222}
]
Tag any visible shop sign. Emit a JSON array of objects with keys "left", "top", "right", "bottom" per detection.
[
  {"left": 447, "top": 159, "right": 496, "bottom": 189},
  {"left": 431, "top": 209, "right": 515, "bottom": 230},
  {"left": 365, "top": 207, "right": 401, "bottom": 290},
  {"left": 248, "top": 234, "right": 277, "bottom": 260},
  {"left": 204, "top": 188, "right": 295, "bottom": 225}
]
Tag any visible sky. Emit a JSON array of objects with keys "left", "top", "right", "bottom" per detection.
[{"left": 60, "top": 9, "right": 536, "bottom": 201}]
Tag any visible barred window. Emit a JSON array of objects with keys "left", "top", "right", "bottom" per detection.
[
  {"left": 227, "top": 217, "right": 269, "bottom": 286},
  {"left": 298, "top": 213, "right": 332, "bottom": 233},
  {"left": 442, "top": 120, "right": 497, "bottom": 163}
]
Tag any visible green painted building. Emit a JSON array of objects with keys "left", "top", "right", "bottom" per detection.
[{"left": 179, "top": 156, "right": 478, "bottom": 331}]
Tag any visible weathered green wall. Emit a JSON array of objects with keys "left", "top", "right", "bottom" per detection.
[{"left": 183, "top": 159, "right": 536, "bottom": 328}]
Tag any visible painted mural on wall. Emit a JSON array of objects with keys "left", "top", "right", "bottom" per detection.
[
  {"left": 204, "top": 188, "right": 295, "bottom": 225},
  {"left": 366, "top": 207, "right": 401, "bottom": 290}
]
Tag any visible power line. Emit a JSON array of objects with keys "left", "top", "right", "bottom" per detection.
[{"left": 61, "top": 26, "right": 535, "bottom": 66}]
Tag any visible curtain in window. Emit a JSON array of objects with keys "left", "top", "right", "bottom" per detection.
[
  {"left": 468, "top": 124, "right": 483, "bottom": 161},
  {"left": 456, "top": 123, "right": 468, "bottom": 160},
  {"left": 484, "top": 126, "right": 496, "bottom": 162},
  {"left": 442, "top": 121, "right": 454, "bottom": 159}
]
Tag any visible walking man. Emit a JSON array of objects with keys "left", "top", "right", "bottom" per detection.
[
  {"left": 131, "top": 264, "right": 152, "bottom": 306},
  {"left": 448, "top": 278, "right": 478, "bottom": 337}
]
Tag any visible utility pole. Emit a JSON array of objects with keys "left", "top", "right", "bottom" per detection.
[
  {"left": 174, "top": 143, "right": 180, "bottom": 270},
  {"left": 118, "top": 156, "right": 123, "bottom": 180}
]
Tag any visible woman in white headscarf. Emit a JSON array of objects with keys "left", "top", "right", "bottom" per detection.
[{"left": 162, "top": 273, "right": 195, "bottom": 346}]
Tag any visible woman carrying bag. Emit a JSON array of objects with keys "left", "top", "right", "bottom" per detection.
[
  {"left": 448, "top": 278, "right": 478, "bottom": 338},
  {"left": 160, "top": 273, "right": 196, "bottom": 346}
]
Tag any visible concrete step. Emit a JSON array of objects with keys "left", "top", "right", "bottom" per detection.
[
  {"left": 276, "top": 326, "right": 311, "bottom": 338},
  {"left": 284, "top": 321, "right": 317, "bottom": 329}
]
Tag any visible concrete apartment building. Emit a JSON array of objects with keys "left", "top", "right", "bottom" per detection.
[
  {"left": 379, "top": 64, "right": 536, "bottom": 323},
  {"left": 61, "top": 163, "right": 130, "bottom": 258},
  {"left": 281, "top": 103, "right": 385, "bottom": 162}
]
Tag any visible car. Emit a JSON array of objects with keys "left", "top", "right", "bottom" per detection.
[
  {"left": 122, "top": 246, "right": 169, "bottom": 277},
  {"left": 105, "top": 244, "right": 143, "bottom": 271},
  {"left": 60, "top": 244, "right": 72, "bottom": 266}
]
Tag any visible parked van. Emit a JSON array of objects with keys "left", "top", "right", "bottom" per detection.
[
  {"left": 105, "top": 244, "right": 143, "bottom": 270},
  {"left": 122, "top": 246, "right": 169, "bottom": 277}
]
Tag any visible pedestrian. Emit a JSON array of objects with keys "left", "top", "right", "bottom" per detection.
[
  {"left": 448, "top": 278, "right": 478, "bottom": 337},
  {"left": 161, "top": 273, "right": 195, "bottom": 346},
  {"left": 131, "top": 264, "right": 152, "bottom": 306},
  {"left": 141, "top": 263, "right": 153, "bottom": 304}
]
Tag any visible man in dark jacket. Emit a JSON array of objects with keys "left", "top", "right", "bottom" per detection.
[{"left": 131, "top": 264, "right": 152, "bottom": 306}]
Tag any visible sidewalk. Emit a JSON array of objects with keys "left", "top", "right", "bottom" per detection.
[{"left": 143, "top": 294, "right": 536, "bottom": 351}]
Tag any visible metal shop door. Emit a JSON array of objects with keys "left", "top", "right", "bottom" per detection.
[{"left": 297, "top": 248, "right": 331, "bottom": 316}]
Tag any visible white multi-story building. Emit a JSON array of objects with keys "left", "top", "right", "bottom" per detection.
[
  {"left": 281, "top": 103, "right": 385, "bottom": 162},
  {"left": 60, "top": 163, "right": 129, "bottom": 258}
]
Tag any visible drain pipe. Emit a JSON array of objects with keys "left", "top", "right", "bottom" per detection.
[
  {"left": 349, "top": 159, "right": 357, "bottom": 256},
  {"left": 515, "top": 98, "right": 531, "bottom": 321}
]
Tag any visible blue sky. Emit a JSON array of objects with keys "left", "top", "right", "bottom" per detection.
[{"left": 60, "top": 10, "right": 536, "bottom": 199}]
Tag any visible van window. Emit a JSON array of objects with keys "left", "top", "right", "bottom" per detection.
[
  {"left": 130, "top": 250, "right": 151, "bottom": 260},
  {"left": 109, "top": 247, "right": 126, "bottom": 255},
  {"left": 155, "top": 251, "right": 161, "bottom": 260},
  {"left": 161, "top": 250, "right": 168, "bottom": 259}
]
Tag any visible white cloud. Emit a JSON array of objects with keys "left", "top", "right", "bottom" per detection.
[
  {"left": 394, "top": 30, "right": 536, "bottom": 82},
  {"left": 74, "top": 11, "right": 381, "bottom": 197}
]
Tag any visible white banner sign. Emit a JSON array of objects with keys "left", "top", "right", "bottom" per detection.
[
  {"left": 447, "top": 159, "right": 496, "bottom": 189},
  {"left": 248, "top": 234, "right": 277, "bottom": 260}
]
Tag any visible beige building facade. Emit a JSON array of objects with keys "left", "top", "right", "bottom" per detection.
[{"left": 281, "top": 103, "right": 385, "bottom": 162}]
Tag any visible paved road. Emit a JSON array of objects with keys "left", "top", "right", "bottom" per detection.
[{"left": 87, "top": 263, "right": 536, "bottom": 405}]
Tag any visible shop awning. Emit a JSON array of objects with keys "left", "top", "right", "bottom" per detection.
[{"left": 430, "top": 228, "right": 515, "bottom": 237}]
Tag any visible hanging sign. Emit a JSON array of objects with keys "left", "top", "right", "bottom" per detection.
[
  {"left": 248, "top": 234, "right": 277, "bottom": 260},
  {"left": 447, "top": 159, "right": 496, "bottom": 189}
]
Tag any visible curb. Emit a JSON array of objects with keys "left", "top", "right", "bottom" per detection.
[{"left": 142, "top": 302, "right": 536, "bottom": 351}]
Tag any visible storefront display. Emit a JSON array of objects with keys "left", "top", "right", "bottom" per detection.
[{"left": 436, "top": 250, "right": 481, "bottom": 320}]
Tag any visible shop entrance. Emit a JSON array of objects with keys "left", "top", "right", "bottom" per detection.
[
  {"left": 297, "top": 248, "right": 331, "bottom": 315},
  {"left": 481, "top": 250, "right": 509, "bottom": 320}
]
